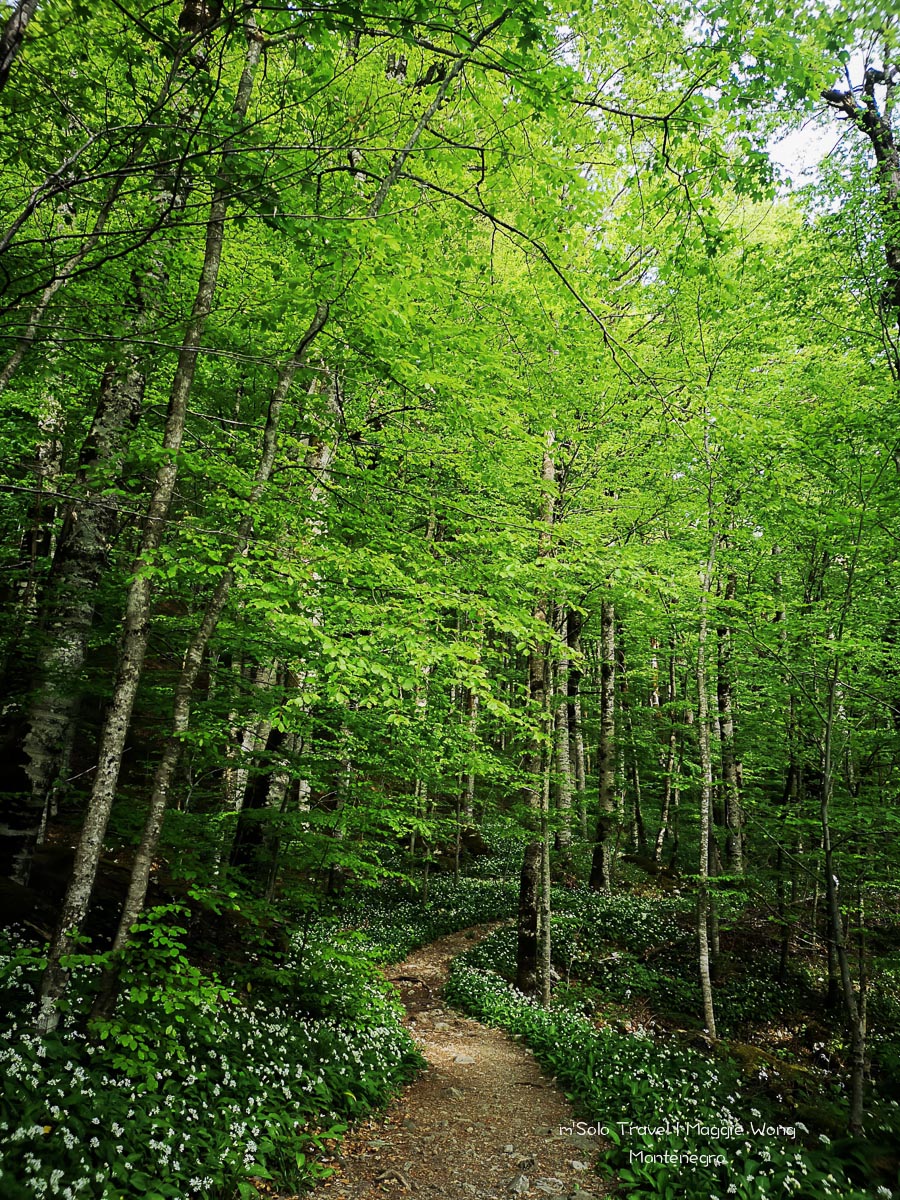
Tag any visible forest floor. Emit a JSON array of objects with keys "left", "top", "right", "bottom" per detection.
[{"left": 315, "top": 925, "right": 605, "bottom": 1200}]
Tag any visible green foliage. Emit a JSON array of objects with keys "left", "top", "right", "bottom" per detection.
[
  {"left": 0, "top": 916, "right": 421, "bottom": 1199},
  {"left": 2, "top": 1, "right": 900, "bottom": 1197}
]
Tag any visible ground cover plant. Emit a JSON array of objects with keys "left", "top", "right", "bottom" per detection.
[
  {"left": 332, "top": 875, "right": 519, "bottom": 962},
  {"left": 0, "top": 909, "right": 422, "bottom": 1200},
  {"left": 445, "top": 888, "right": 900, "bottom": 1200}
]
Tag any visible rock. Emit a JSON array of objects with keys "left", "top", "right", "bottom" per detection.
[
  {"left": 435, "top": 1021, "right": 451, "bottom": 1030},
  {"left": 376, "top": 1168, "right": 410, "bottom": 1188},
  {"left": 509, "top": 1174, "right": 530, "bottom": 1195},
  {"left": 454, "top": 1054, "right": 476, "bottom": 1064},
  {"left": 566, "top": 1161, "right": 589, "bottom": 1172},
  {"left": 534, "top": 1181, "right": 565, "bottom": 1195},
  {"left": 565, "top": 1134, "right": 594, "bottom": 1150},
  {"left": 502, "top": 1144, "right": 515, "bottom": 1154}
]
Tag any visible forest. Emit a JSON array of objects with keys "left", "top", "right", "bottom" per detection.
[{"left": 1, "top": 0, "right": 899, "bottom": 1197}]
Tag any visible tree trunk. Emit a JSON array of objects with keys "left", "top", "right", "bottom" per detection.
[
  {"left": 717, "top": 573, "right": 743, "bottom": 873},
  {"left": 0, "top": 0, "right": 40, "bottom": 94},
  {"left": 35, "top": 26, "right": 264, "bottom": 1034},
  {"left": 261, "top": 731, "right": 298, "bottom": 902},
  {"left": 0, "top": 349, "right": 146, "bottom": 885},
  {"left": 697, "top": 536, "right": 718, "bottom": 1040},
  {"left": 820, "top": 664, "right": 866, "bottom": 1134},
  {"left": 463, "top": 688, "right": 478, "bottom": 823},
  {"left": 566, "top": 610, "right": 587, "bottom": 837},
  {"left": 216, "top": 660, "right": 280, "bottom": 871},
  {"left": 516, "top": 433, "right": 554, "bottom": 993},
  {"left": 553, "top": 609, "right": 572, "bottom": 853},
  {"left": 88, "top": 308, "right": 328, "bottom": 1020},
  {"left": 589, "top": 600, "right": 616, "bottom": 891},
  {"left": 655, "top": 644, "right": 679, "bottom": 862},
  {"left": 538, "top": 736, "right": 552, "bottom": 1007}
]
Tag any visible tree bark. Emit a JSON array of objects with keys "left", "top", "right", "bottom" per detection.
[
  {"left": 717, "top": 573, "right": 743, "bottom": 873},
  {"left": 538, "top": 735, "right": 552, "bottom": 1007},
  {"left": 463, "top": 688, "right": 478, "bottom": 823},
  {"left": 820, "top": 663, "right": 867, "bottom": 1134},
  {"left": 566, "top": 610, "right": 587, "bottom": 836},
  {"left": 589, "top": 600, "right": 616, "bottom": 890},
  {"left": 654, "top": 642, "right": 678, "bottom": 861},
  {"left": 0, "top": 0, "right": 39, "bottom": 94},
  {"left": 516, "top": 433, "right": 554, "bottom": 993},
  {"left": 697, "top": 535, "right": 718, "bottom": 1040},
  {"left": 0, "top": 343, "right": 147, "bottom": 885},
  {"left": 553, "top": 608, "right": 572, "bottom": 853}
]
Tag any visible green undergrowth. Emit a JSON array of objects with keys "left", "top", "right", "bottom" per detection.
[
  {"left": 0, "top": 907, "right": 422, "bottom": 1200},
  {"left": 330, "top": 874, "right": 519, "bottom": 962},
  {"left": 445, "top": 893, "right": 900, "bottom": 1200}
]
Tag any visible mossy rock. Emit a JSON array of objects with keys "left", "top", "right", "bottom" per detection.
[{"left": 721, "top": 1041, "right": 821, "bottom": 1096}]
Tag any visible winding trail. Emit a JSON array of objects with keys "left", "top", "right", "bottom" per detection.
[{"left": 317, "top": 925, "right": 604, "bottom": 1199}]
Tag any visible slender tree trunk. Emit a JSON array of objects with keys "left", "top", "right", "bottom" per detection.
[
  {"left": 697, "top": 535, "right": 718, "bottom": 1040},
  {"left": 538, "top": 737, "right": 552, "bottom": 1007},
  {"left": 35, "top": 27, "right": 264, "bottom": 1034},
  {"left": 260, "top": 730, "right": 297, "bottom": 901},
  {"left": 17, "top": 390, "right": 64, "bottom": 618},
  {"left": 629, "top": 739, "right": 646, "bottom": 855},
  {"left": 516, "top": 433, "right": 554, "bottom": 992},
  {"left": 566, "top": 611, "right": 587, "bottom": 836},
  {"left": 228, "top": 727, "right": 285, "bottom": 875},
  {"left": 717, "top": 573, "right": 743, "bottom": 873},
  {"left": 214, "top": 660, "right": 281, "bottom": 872},
  {"left": 589, "top": 600, "right": 616, "bottom": 891},
  {"left": 554, "top": 609, "right": 572, "bottom": 853},
  {"left": 463, "top": 689, "right": 478, "bottom": 823},
  {"left": 820, "top": 665, "right": 866, "bottom": 1134},
  {"left": 655, "top": 644, "right": 679, "bottom": 861}
]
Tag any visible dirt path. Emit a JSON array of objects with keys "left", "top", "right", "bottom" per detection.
[{"left": 317, "top": 925, "right": 604, "bottom": 1200}]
